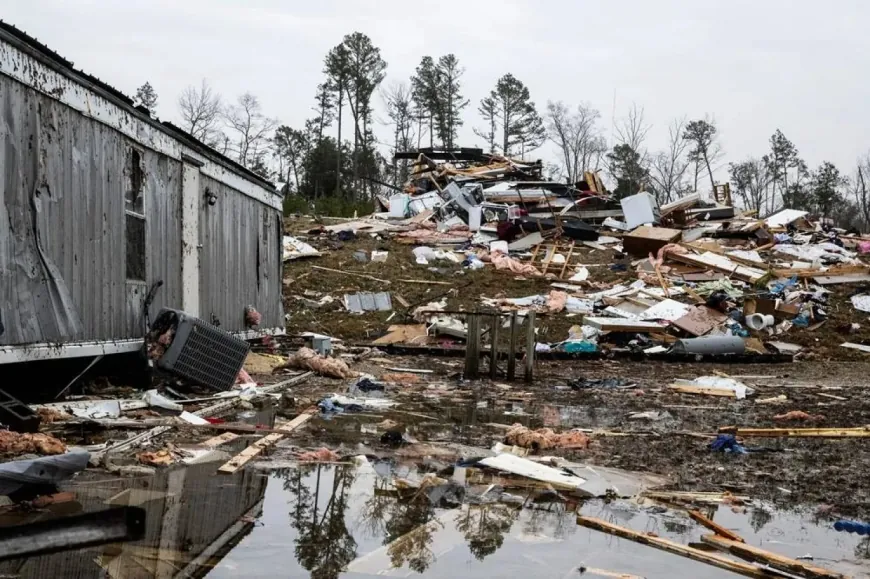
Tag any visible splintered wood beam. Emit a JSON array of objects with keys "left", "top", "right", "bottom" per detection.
[
  {"left": 559, "top": 241, "right": 575, "bottom": 279},
  {"left": 719, "top": 426, "right": 870, "bottom": 438},
  {"left": 576, "top": 516, "right": 781, "bottom": 579},
  {"left": 700, "top": 534, "right": 845, "bottom": 579},
  {"left": 688, "top": 510, "right": 744, "bottom": 542},
  {"left": 217, "top": 407, "right": 317, "bottom": 474},
  {"left": 200, "top": 432, "right": 240, "bottom": 449},
  {"left": 668, "top": 385, "right": 738, "bottom": 398}
]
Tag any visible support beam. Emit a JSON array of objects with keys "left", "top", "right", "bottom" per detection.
[
  {"left": 576, "top": 516, "right": 783, "bottom": 579},
  {"left": 489, "top": 314, "right": 499, "bottom": 380},
  {"left": 700, "top": 534, "right": 845, "bottom": 579},
  {"left": 524, "top": 312, "right": 536, "bottom": 382},
  {"left": 464, "top": 315, "right": 481, "bottom": 379},
  {"left": 217, "top": 407, "right": 317, "bottom": 474},
  {"left": 507, "top": 313, "right": 518, "bottom": 381}
]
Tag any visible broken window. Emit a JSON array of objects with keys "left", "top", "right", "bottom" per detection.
[
  {"left": 125, "top": 213, "right": 146, "bottom": 282},
  {"left": 126, "top": 148, "right": 144, "bottom": 214}
]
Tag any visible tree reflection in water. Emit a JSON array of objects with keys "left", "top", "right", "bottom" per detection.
[
  {"left": 383, "top": 493, "right": 443, "bottom": 573},
  {"left": 455, "top": 503, "right": 522, "bottom": 561},
  {"left": 276, "top": 465, "right": 577, "bottom": 576},
  {"left": 277, "top": 465, "right": 358, "bottom": 579},
  {"left": 523, "top": 500, "right": 578, "bottom": 541}
]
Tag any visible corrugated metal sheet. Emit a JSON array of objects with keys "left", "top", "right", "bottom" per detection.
[
  {"left": 199, "top": 175, "right": 284, "bottom": 333},
  {"left": 0, "top": 57, "right": 282, "bottom": 349},
  {"left": 344, "top": 292, "right": 393, "bottom": 312}
]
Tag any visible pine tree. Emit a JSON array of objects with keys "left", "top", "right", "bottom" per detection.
[
  {"left": 411, "top": 56, "right": 439, "bottom": 148},
  {"left": 135, "top": 82, "right": 158, "bottom": 112},
  {"left": 337, "top": 32, "right": 387, "bottom": 198},
  {"left": 607, "top": 144, "right": 650, "bottom": 198},
  {"left": 433, "top": 55, "right": 468, "bottom": 149},
  {"left": 475, "top": 74, "right": 545, "bottom": 157},
  {"left": 324, "top": 44, "right": 350, "bottom": 197}
]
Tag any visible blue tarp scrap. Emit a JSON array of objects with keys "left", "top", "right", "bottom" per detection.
[{"left": 709, "top": 434, "right": 747, "bottom": 454}]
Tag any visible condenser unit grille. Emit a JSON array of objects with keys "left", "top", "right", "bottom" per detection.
[{"left": 155, "top": 309, "right": 250, "bottom": 391}]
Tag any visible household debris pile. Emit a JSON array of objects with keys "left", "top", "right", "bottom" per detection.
[{"left": 284, "top": 178, "right": 870, "bottom": 362}]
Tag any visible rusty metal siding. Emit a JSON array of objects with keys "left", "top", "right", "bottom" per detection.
[
  {"left": 198, "top": 175, "right": 284, "bottom": 333},
  {"left": 0, "top": 72, "right": 185, "bottom": 346},
  {"left": 0, "top": 29, "right": 283, "bottom": 351}
]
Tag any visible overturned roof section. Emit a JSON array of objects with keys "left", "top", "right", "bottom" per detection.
[{"left": 0, "top": 20, "right": 278, "bottom": 195}]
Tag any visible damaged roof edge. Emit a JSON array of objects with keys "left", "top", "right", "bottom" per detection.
[{"left": 0, "top": 21, "right": 278, "bottom": 196}]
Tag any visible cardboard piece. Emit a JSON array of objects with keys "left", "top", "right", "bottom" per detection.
[
  {"left": 372, "top": 325, "right": 428, "bottom": 345},
  {"left": 672, "top": 306, "right": 728, "bottom": 337}
]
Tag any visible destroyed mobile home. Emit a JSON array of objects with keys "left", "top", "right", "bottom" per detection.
[
  {"left": 0, "top": 25, "right": 869, "bottom": 579},
  {"left": 0, "top": 22, "right": 284, "bottom": 366}
]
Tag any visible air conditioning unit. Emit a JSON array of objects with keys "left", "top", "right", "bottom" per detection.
[{"left": 152, "top": 308, "right": 250, "bottom": 391}]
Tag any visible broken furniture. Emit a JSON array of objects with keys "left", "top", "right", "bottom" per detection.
[
  {"left": 623, "top": 226, "right": 682, "bottom": 257},
  {"left": 462, "top": 311, "right": 538, "bottom": 382}
]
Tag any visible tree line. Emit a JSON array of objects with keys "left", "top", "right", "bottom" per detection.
[{"left": 128, "top": 30, "right": 867, "bottom": 227}]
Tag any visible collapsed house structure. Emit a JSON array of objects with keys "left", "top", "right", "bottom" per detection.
[
  {"left": 382, "top": 147, "right": 607, "bottom": 241},
  {"left": 0, "top": 22, "right": 285, "bottom": 365}
]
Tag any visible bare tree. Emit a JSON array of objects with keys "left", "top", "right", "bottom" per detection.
[
  {"left": 649, "top": 117, "right": 691, "bottom": 203},
  {"left": 383, "top": 82, "right": 416, "bottom": 187},
  {"left": 615, "top": 103, "right": 651, "bottom": 165},
  {"left": 223, "top": 92, "right": 278, "bottom": 170},
  {"left": 545, "top": 101, "right": 606, "bottom": 183},
  {"left": 178, "top": 79, "right": 223, "bottom": 147},
  {"left": 853, "top": 153, "right": 870, "bottom": 230}
]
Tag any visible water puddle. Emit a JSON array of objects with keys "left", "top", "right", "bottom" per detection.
[{"left": 0, "top": 456, "right": 867, "bottom": 578}]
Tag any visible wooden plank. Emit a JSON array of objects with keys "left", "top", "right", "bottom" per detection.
[
  {"left": 815, "top": 392, "right": 847, "bottom": 401},
  {"left": 584, "top": 317, "right": 663, "bottom": 332},
  {"left": 814, "top": 273, "right": 870, "bottom": 285},
  {"left": 720, "top": 426, "right": 870, "bottom": 438},
  {"left": 217, "top": 407, "right": 317, "bottom": 474},
  {"left": 576, "top": 516, "right": 781, "bottom": 579},
  {"left": 578, "top": 568, "right": 645, "bottom": 579},
  {"left": 667, "top": 251, "right": 765, "bottom": 283},
  {"left": 397, "top": 279, "right": 452, "bottom": 286},
  {"left": 668, "top": 385, "right": 738, "bottom": 398},
  {"left": 530, "top": 242, "right": 542, "bottom": 266},
  {"left": 840, "top": 342, "right": 870, "bottom": 354},
  {"left": 700, "top": 534, "right": 845, "bottom": 579},
  {"left": 489, "top": 314, "right": 499, "bottom": 380},
  {"left": 688, "top": 510, "right": 744, "bottom": 542},
  {"left": 559, "top": 241, "right": 575, "bottom": 279},
  {"left": 524, "top": 311, "right": 536, "bottom": 383},
  {"left": 642, "top": 491, "right": 751, "bottom": 505},
  {"left": 200, "top": 432, "right": 240, "bottom": 449},
  {"left": 312, "top": 265, "right": 389, "bottom": 283},
  {"left": 507, "top": 312, "right": 518, "bottom": 380},
  {"left": 775, "top": 265, "right": 868, "bottom": 278}
]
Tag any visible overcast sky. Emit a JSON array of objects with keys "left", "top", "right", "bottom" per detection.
[{"left": 4, "top": 0, "right": 869, "bottom": 184}]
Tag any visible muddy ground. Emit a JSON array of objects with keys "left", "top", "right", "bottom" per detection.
[
  {"left": 262, "top": 353, "right": 870, "bottom": 523},
  {"left": 275, "top": 216, "right": 870, "bottom": 521},
  {"left": 284, "top": 215, "right": 870, "bottom": 361},
  {"left": 283, "top": 216, "right": 626, "bottom": 345}
]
